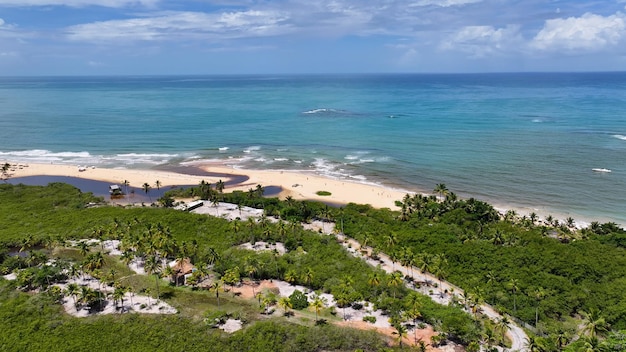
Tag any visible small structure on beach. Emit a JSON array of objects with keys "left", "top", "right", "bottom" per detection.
[
  {"left": 109, "top": 184, "right": 124, "bottom": 198},
  {"left": 175, "top": 200, "right": 204, "bottom": 211}
]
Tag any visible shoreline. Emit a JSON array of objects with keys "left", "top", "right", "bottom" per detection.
[
  {"left": 2, "top": 161, "right": 406, "bottom": 210},
  {"left": 2, "top": 161, "right": 623, "bottom": 228}
]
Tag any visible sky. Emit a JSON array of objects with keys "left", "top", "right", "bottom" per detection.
[{"left": 1, "top": 0, "right": 626, "bottom": 75}]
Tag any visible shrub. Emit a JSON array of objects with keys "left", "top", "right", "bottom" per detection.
[
  {"left": 315, "top": 191, "right": 331, "bottom": 196},
  {"left": 289, "top": 290, "right": 309, "bottom": 310},
  {"left": 363, "top": 316, "right": 377, "bottom": 324}
]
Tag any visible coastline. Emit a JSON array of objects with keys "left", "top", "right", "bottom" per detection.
[
  {"left": 2, "top": 161, "right": 623, "bottom": 228},
  {"left": 3, "top": 162, "right": 406, "bottom": 210}
]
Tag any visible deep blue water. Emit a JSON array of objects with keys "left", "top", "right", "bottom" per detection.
[{"left": 1, "top": 73, "right": 625, "bottom": 225}]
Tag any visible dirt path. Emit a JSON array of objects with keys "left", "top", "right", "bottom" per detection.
[{"left": 335, "top": 233, "right": 528, "bottom": 352}]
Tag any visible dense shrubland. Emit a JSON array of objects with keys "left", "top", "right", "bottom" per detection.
[{"left": 3, "top": 181, "right": 626, "bottom": 351}]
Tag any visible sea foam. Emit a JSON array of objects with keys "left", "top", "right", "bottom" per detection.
[{"left": 613, "top": 134, "right": 626, "bottom": 141}]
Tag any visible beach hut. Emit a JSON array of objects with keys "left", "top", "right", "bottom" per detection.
[{"left": 169, "top": 258, "right": 195, "bottom": 286}]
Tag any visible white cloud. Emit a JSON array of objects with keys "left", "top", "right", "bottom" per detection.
[
  {"left": 410, "top": 0, "right": 483, "bottom": 7},
  {"left": 66, "top": 10, "right": 293, "bottom": 42},
  {"left": 440, "top": 25, "right": 522, "bottom": 57},
  {"left": 0, "top": 0, "right": 156, "bottom": 7},
  {"left": 531, "top": 12, "right": 626, "bottom": 52}
]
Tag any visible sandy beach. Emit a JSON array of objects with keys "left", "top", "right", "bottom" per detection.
[{"left": 4, "top": 162, "right": 407, "bottom": 209}]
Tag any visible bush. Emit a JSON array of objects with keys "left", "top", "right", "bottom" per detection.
[
  {"left": 363, "top": 316, "right": 377, "bottom": 324},
  {"left": 289, "top": 290, "right": 309, "bottom": 310},
  {"left": 315, "top": 191, "right": 331, "bottom": 196}
]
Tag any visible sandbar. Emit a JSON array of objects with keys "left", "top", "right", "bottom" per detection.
[{"left": 4, "top": 162, "right": 406, "bottom": 209}]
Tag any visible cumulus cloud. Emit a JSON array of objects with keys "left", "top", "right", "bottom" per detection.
[
  {"left": 0, "top": 0, "right": 156, "bottom": 7},
  {"left": 66, "top": 10, "right": 293, "bottom": 42},
  {"left": 440, "top": 24, "right": 522, "bottom": 57},
  {"left": 531, "top": 12, "right": 626, "bottom": 52}
]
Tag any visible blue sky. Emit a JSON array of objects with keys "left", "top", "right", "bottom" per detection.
[{"left": 1, "top": 0, "right": 626, "bottom": 75}]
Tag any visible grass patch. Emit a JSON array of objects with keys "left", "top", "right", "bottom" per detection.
[{"left": 315, "top": 191, "right": 331, "bottom": 196}]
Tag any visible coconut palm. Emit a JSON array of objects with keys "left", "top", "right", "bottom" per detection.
[
  {"left": 533, "top": 287, "right": 546, "bottom": 326},
  {"left": 144, "top": 255, "right": 162, "bottom": 301},
  {"left": 278, "top": 296, "right": 292, "bottom": 316},
  {"left": 216, "top": 179, "right": 225, "bottom": 199},
  {"left": 154, "top": 180, "right": 161, "bottom": 190},
  {"left": 309, "top": 293, "right": 327, "bottom": 321},
  {"left": 77, "top": 240, "right": 90, "bottom": 257},
  {"left": 385, "top": 232, "right": 397, "bottom": 249},
  {"left": 211, "top": 280, "right": 223, "bottom": 308},
  {"left": 123, "top": 180, "right": 130, "bottom": 197},
  {"left": 65, "top": 283, "right": 80, "bottom": 310},
  {"left": 507, "top": 278, "right": 520, "bottom": 312},
  {"left": 389, "top": 271, "right": 404, "bottom": 299},
  {"left": 142, "top": 182, "right": 151, "bottom": 201},
  {"left": 368, "top": 272, "right": 381, "bottom": 296},
  {"left": 405, "top": 292, "right": 422, "bottom": 343},
  {"left": 302, "top": 267, "right": 314, "bottom": 288},
  {"left": 392, "top": 323, "right": 408, "bottom": 348},
  {"left": 496, "top": 316, "right": 511, "bottom": 344},
  {"left": 285, "top": 269, "right": 298, "bottom": 285},
  {"left": 433, "top": 183, "right": 449, "bottom": 200},
  {"left": 581, "top": 309, "right": 609, "bottom": 338},
  {"left": 525, "top": 336, "right": 546, "bottom": 352},
  {"left": 1, "top": 162, "right": 10, "bottom": 178},
  {"left": 113, "top": 286, "right": 126, "bottom": 313}
]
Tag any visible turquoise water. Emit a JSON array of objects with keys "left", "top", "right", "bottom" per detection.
[{"left": 1, "top": 73, "right": 625, "bottom": 225}]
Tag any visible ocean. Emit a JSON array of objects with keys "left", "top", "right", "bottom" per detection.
[{"left": 1, "top": 73, "right": 625, "bottom": 225}]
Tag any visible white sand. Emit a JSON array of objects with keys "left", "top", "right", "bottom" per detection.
[
  {"left": 8, "top": 162, "right": 406, "bottom": 209},
  {"left": 219, "top": 319, "right": 243, "bottom": 333},
  {"left": 56, "top": 275, "right": 176, "bottom": 317},
  {"left": 238, "top": 241, "right": 287, "bottom": 255},
  {"left": 191, "top": 202, "right": 266, "bottom": 221}
]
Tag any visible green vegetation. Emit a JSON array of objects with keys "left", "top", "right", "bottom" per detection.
[
  {"left": 0, "top": 183, "right": 477, "bottom": 350},
  {"left": 340, "top": 188, "right": 626, "bottom": 349},
  {"left": 3, "top": 180, "right": 626, "bottom": 351},
  {"left": 316, "top": 191, "right": 332, "bottom": 196}
]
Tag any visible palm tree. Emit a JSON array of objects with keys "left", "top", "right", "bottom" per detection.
[
  {"left": 433, "top": 183, "right": 449, "bottom": 200},
  {"left": 405, "top": 292, "right": 422, "bottom": 343},
  {"left": 285, "top": 269, "right": 298, "bottom": 285},
  {"left": 142, "top": 182, "right": 151, "bottom": 201},
  {"left": 302, "top": 267, "right": 314, "bottom": 288},
  {"left": 496, "top": 316, "right": 511, "bottom": 344},
  {"left": 392, "top": 323, "right": 408, "bottom": 348},
  {"left": 65, "top": 283, "right": 80, "bottom": 310},
  {"left": 385, "top": 232, "right": 397, "bottom": 249},
  {"left": 309, "top": 293, "right": 327, "bottom": 321},
  {"left": 278, "top": 296, "right": 292, "bottom": 316},
  {"left": 368, "top": 272, "right": 381, "bottom": 296},
  {"left": 533, "top": 287, "right": 546, "bottom": 326},
  {"left": 154, "top": 180, "right": 161, "bottom": 190},
  {"left": 525, "top": 336, "right": 545, "bottom": 352},
  {"left": 216, "top": 179, "right": 225, "bottom": 199},
  {"left": 144, "top": 255, "right": 162, "bottom": 301},
  {"left": 77, "top": 241, "right": 90, "bottom": 257},
  {"left": 389, "top": 271, "right": 404, "bottom": 299},
  {"left": 211, "top": 196, "right": 220, "bottom": 216},
  {"left": 1, "top": 162, "right": 10, "bottom": 178},
  {"left": 113, "top": 286, "right": 126, "bottom": 313},
  {"left": 581, "top": 309, "right": 609, "bottom": 338},
  {"left": 211, "top": 280, "right": 223, "bottom": 308},
  {"left": 123, "top": 180, "right": 130, "bottom": 198},
  {"left": 507, "top": 278, "right": 520, "bottom": 313},
  {"left": 485, "top": 270, "right": 497, "bottom": 303}
]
